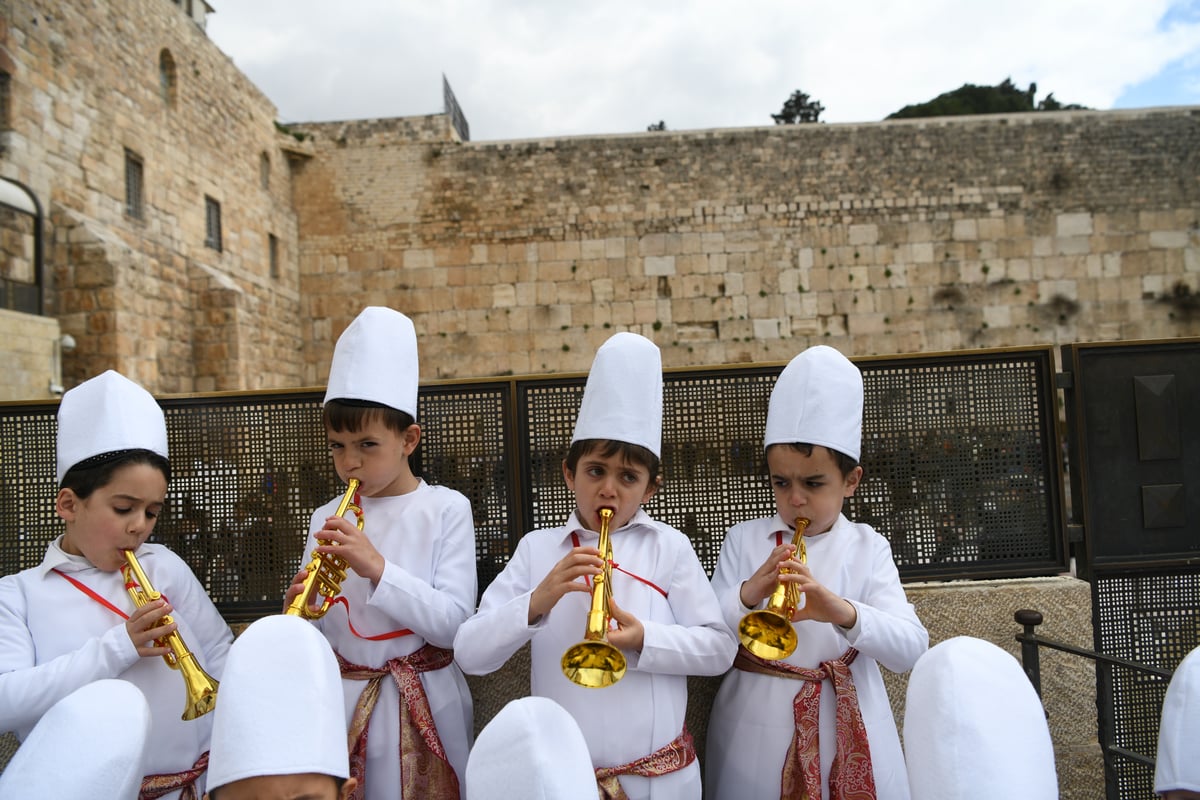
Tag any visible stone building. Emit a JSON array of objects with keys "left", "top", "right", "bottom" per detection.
[
  {"left": 2, "top": 0, "right": 1198, "bottom": 400},
  {"left": 1, "top": 0, "right": 304, "bottom": 398}
]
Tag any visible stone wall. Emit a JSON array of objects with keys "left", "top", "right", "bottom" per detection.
[
  {"left": 3, "top": 0, "right": 1199, "bottom": 395},
  {"left": 1, "top": 0, "right": 304, "bottom": 393},
  {"left": 0, "top": 307, "right": 59, "bottom": 400},
  {"left": 292, "top": 109, "right": 1200, "bottom": 383}
]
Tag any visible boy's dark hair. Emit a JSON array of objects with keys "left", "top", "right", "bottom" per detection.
[
  {"left": 59, "top": 449, "right": 171, "bottom": 499},
  {"left": 209, "top": 775, "right": 347, "bottom": 799},
  {"left": 565, "top": 438, "right": 661, "bottom": 484},
  {"left": 323, "top": 399, "right": 422, "bottom": 475},
  {"left": 766, "top": 442, "right": 859, "bottom": 477},
  {"left": 323, "top": 398, "right": 415, "bottom": 435}
]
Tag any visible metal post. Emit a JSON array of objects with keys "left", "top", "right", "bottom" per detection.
[{"left": 1014, "top": 608, "right": 1044, "bottom": 698}]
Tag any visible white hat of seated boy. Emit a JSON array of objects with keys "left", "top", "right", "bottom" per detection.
[
  {"left": 903, "top": 636, "right": 1057, "bottom": 800},
  {"left": 465, "top": 696, "right": 596, "bottom": 800},
  {"left": 764, "top": 345, "right": 863, "bottom": 462},
  {"left": 1155, "top": 645, "right": 1200, "bottom": 794},
  {"left": 0, "top": 678, "right": 152, "bottom": 800},
  {"left": 56, "top": 370, "right": 169, "bottom": 485},
  {"left": 324, "top": 306, "right": 419, "bottom": 417},
  {"left": 206, "top": 614, "right": 350, "bottom": 791},
  {"left": 571, "top": 331, "right": 663, "bottom": 458}
]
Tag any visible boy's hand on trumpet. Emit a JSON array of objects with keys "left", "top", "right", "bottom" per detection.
[
  {"left": 529, "top": 546, "right": 603, "bottom": 625},
  {"left": 786, "top": 570, "right": 858, "bottom": 629},
  {"left": 126, "top": 599, "right": 176, "bottom": 658},
  {"left": 739, "top": 542, "right": 802, "bottom": 608},
  {"left": 282, "top": 568, "right": 313, "bottom": 615},
  {"left": 739, "top": 545, "right": 857, "bottom": 629},
  {"left": 313, "top": 514, "right": 385, "bottom": 584},
  {"left": 605, "top": 595, "right": 644, "bottom": 653}
]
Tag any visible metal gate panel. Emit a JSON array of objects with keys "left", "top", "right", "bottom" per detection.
[{"left": 1062, "top": 338, "right": 1200, "bottom": 571}]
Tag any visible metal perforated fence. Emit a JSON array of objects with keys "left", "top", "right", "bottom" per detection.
[
  {"left": 1092, "top": 570, "right": 1200, "bottom": 797},
  {"left": 1, "top": 347, "right": 1066, "bottom": 621}
]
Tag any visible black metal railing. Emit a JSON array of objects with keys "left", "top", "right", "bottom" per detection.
[{"left": 1015, "top": 609, "right": 1175, "bottom": 800}]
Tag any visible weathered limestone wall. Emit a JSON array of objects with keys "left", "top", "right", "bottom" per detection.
[
  {"left": 0, "top": 308, "right": 60, "bottom": 400},
  {"left": 292, "top": 109, "right": 1200, "bottom": 383},
  {"left": 1, "top": 0, "right": 304, "bottom": 393}
]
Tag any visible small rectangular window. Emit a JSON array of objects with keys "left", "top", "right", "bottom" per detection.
[
  {"left": 0, "top": 72, "right": 11, "bottom": 134},
  {"left": 268, "top": 233, "right": 279, "bottom": 278},
  {"left": 125, "top": 149, "right": 144, "bottom": 220},
  {"left": 204, "top": 196, "right": 222, "bottom": 251}
]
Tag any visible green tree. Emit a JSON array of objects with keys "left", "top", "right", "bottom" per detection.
[
  {"left": 772, "top": 90, "right": 825, "bottom": 124},
  {"left": 886, "top": 78, "right": 1087, "bottom": 119},
  {"left": 646, "top": 120, "right": 668, "bottom": 131}
]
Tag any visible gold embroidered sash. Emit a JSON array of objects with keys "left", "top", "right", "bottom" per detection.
[
  {"left": 593, "top": 725, "right": 697, "bottom": 800},
  {"left": 734, "top": 645, "right": 876, "bottom": 800},
  {"left": 139, "top": 750, "right": 208, "bottom": 800},
  {"left": 338, "top": 645, "right": 460, "bottom": 800}
]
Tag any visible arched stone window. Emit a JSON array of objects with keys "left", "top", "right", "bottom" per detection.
[{"left": 159, "top": 49, "right": 177, "bottom": 107}]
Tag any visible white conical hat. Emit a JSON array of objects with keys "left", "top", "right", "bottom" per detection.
[
  {"left": 1155, "top": 645, "right": 1200, "bottom": 793},
  {"left": 323, "top": 306, "right": 419, "bottom": 417},
  {"left": 571, "top": 332, "right": 662, "bottom": 457},
  {"left": 56, "top": 370, "right": 169, "bottom": 485},
  {"left": 0, "top": 679, "right": 151, "bottom": 800},
  {"left": 206, "top": 615, "right": 349, "bottom": 790},
  {"left": 465, "top": 697, "right": 595, "bottom": 800},
  {"left": 763, "top": 345, "right": 862, "bottom": 462},
  {"left": 904, "top": 636, "right": 1058, "bottom": 799}
]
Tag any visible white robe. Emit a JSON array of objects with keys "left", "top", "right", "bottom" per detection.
[
  {"left": 305, "top": 480, "right": 477, "bottom": 800},
  {"left": 705, "top": 514, "right": 927, "bottom": 800},
  {"left": 0, "top": 539, "right": 233, "bottom": 800},
  {"left": 454, "top": 509, "right": 738, "bottom": 800}
]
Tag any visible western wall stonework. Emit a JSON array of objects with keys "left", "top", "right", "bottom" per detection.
[{"left": 292, "top": 108, "right": 1200, "bottom": 384}]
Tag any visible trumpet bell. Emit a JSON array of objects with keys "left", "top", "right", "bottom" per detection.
[
  {"left": 562, "top": 641, "right": 627, "bottom": 689},
  {"left": 179, "top": 658, "right": 219, "bottom": 721},
  {"left": 738, "top": 609, "right": 798, "bottom": 661}
]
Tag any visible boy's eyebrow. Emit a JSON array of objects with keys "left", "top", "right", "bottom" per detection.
[
  {"left": 111, "top": 493, "right": 163, "bottom": 506},
  {"left": 580, "top": 457, "right": 647, "bottom": 474},
  {"left": 771, "top": 471, "right": 828, "bottom": 481}
]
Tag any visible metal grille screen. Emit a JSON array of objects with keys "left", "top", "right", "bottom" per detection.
[
  {"left": 0, "top": 347, "right": 1064, "bottom": 620},
  {"left": 854, "top": 353, "right": 1060, "bottom": 572},
  {"left": 1093, "top": 570, "right": 1200, "bottom": 798}
]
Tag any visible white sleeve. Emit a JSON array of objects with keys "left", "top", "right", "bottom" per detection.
[
  {"left": 453, "top": 536, "right": 539, "bottom": 675},
  {"left": 840, "top": 537, "right": 928, "bottom": 673},
  {"left": 710, "top": 523, "right": 757, "bottom": 632},
  {"left": 635, "top": 537, "right": 738, "bottom": 677},
  {"left": 0, "top": 576, "right": 139, "bottom": 735},
  {"left": 368, "top": 493, "right": 478, "bottom": 649},
  {"left": 159, "top": 551, "right": 234, "bottom": 680}
]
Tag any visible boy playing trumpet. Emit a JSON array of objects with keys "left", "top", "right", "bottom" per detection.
[
  {"left": 284, "top": 307, "right": 476, "bottom": 799},
  {"left": 705, "top": 346, "right": 928, "bottom": 800},
  {"left": 455, "top": 332, "right": 737, "bottom": 800}
]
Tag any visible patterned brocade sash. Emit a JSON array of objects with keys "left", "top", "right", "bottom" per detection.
[
  {"left": 139, "top": 750, "right": 208, "bottom": 800},
  {"left": 593, "top": 726, "right": 697, "bottom": 800},
  {"left": 338, "top": 645, "right": 460, "bottom": 800},
  {"left": 734, "top": 645, "right": 876, "bottom": 800}
]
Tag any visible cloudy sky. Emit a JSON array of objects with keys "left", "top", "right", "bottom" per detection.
[{"left": 206, "top": 0, "right": 1200, "bottom": 142}]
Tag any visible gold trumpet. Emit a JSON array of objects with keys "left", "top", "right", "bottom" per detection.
[
  {"left": 122, "top": 549, "right": 219, "bottom": 720},
  {"left": 285, "top": 478, "right": 363, "bottom": 620},
  {"left": 738, "top": 516, "right": 810, "bottom": 660},
  {"left": 562, "top": 508, "right": 627, "bottom": 688}
]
